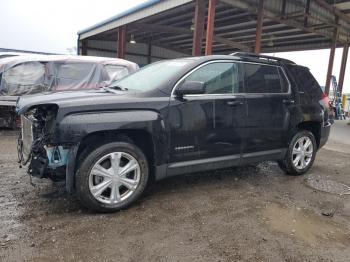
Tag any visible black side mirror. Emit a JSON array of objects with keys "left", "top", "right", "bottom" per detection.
[{"left": 175, "top": 81, "right": 205, "bottom": 97}]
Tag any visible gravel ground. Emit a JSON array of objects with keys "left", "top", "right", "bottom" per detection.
[{"left": 0, "top": 129, "right": 350, "bottom": 262}]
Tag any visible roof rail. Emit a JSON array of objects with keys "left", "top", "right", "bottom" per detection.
[{"left": 230, "top": 52, "right": 296, "bottom": 64}]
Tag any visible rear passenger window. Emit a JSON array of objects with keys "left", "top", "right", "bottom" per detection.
[{"left": 244, "top": 63, "right": 287, "bottom": 93}]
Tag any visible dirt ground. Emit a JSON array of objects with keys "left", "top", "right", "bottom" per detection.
[{"left": 1, "top": 125, "right": 350, "bottom": 262}]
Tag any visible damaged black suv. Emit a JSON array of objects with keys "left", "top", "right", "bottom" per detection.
[{"left": 17, "top": 53, "right": 331, "bottom": 212}]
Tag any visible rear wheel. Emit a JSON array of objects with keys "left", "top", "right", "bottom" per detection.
[
  {"left": 278, "top": 130, "right": 316, "bottom": 175},
  {"left": 75, "top": 141, "right": 149, "bottom": 212}
]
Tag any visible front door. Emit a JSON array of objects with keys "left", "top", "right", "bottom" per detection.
[{"left": 167, "top": 61, "right": 246, "bottom": 173}]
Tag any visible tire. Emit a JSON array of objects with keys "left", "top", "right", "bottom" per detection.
[
  {"left": 75, "top": 141, "right": 149, "bottom": 212},
  {"left": 278, "top": 130, "right": 317, "bottom": 176}
]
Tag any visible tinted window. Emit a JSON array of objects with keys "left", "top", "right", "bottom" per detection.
[
  {"left": 184, "top": 62, "right": 239, "bottom": 94},
  {"left": 244, "top": 63, "right": 286, "bottom": 93},
  {"left": 286, "top": 65, "right": 323, "bottom": 101}
]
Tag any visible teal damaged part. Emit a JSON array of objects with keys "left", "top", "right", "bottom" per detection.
[{"left": 45, "top": 146, "right": 69, "bottom": 168}]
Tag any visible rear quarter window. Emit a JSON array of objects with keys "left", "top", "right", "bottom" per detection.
[{"left": 286, "top": 65, "right": 323, "bottom": 101}]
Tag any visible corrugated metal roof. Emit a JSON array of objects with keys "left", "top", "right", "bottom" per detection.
[
  {"left": 78, "top": 0, "right": 161, "bottom": 35},
  {"left": 78, "top": 0, "right": 350, "bottom": 54},
  {"left": 78, "top": 0, "right": 193, "bottom": 39}
]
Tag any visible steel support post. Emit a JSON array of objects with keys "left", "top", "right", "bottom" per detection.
[
  {"left": 205, "top": 0, "right": 216, "bottom": 55},
  {"left": 304, "top": 0, "right": 311, "bottom": 27},
  {"left": 338, "top": 44, "right": 349, "bottom": 95},
  {"left": 255, "top": 0, "right": 264, "bottom": 54},
  {"left": 192, "top": 0, "right": 206, "bottom": 56},
  {"left": 281, "top": 0, "right": 286, "bottom": 17},
  {"left": 118, "top": 26, "right": 127, "bottom": 59},
  {"left": 325, "top": 18, "right": 339, "bottom": 95},
  {"left": 81, "top": 40, "right": 87, "bottom": 56}
]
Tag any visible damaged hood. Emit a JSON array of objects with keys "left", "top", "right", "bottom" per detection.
[{"left": 16, "top": 89, "right": 135, "bottom": 114}]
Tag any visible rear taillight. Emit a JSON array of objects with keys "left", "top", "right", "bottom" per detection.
[{"left": 320, "top": 92, "right": 330, "bottom": 109}]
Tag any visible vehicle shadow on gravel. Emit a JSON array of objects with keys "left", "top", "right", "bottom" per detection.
[
  {"left": 31, "top": 162, "right": 283, "bottom": 215},
  {"left": 135, "top": 162, "right": 288, "bottom": 209}
]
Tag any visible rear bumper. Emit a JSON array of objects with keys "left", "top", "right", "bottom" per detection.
[{"left": 319, "top": 121, "right": 331, "bottom": 149}]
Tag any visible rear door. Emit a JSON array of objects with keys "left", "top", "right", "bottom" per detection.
[{"left": 241, "top": 62, "right": 292, "bottom": 161}]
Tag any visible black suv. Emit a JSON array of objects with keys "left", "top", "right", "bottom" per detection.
[{"left": 17, "top": 53, "right": 331, "bottom": 212}]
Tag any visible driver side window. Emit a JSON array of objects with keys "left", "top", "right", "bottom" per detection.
[{"left": 184, "top": 62, "right": 239, "bottom": 94}]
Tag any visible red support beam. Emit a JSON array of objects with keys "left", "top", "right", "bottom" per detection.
[
  {"left": 304, "top": 0, "right": 311, "bottom": 27},
  {"left": 338, "top": 44, "right": 349, "bottom": 95},
  {"left": 281, "top": 0, "right": 287, "bottom": 17},
  {"left": 205, "top": 0, "right": 216, "bottom": 55},
  {"left": 192, "top": 0, "right": 206, "bottom": 56},
  {"left": 118, "top": 26, "right": 126, "bottom": 59},
  {"left": 255, "top": 0, "right": 264, "bottom": 54},
  {"left": 325, "top": 17, "right": 339, "bottom": 95}
]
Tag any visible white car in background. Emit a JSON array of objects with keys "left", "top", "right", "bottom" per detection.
[{"left": 0, "top": 55, "right": 139, "bottom": 128}]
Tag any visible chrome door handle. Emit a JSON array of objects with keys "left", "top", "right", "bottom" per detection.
[
  {"left": 283, "top": 99, "right": 295, "bottom": 105},
  {"left": 227, "top": 100, "right": 244, "bottom": 106}
]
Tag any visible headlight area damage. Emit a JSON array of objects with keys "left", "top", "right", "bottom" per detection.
[{"left": 18, "top": 104, "right": 71, "bottom": 183}]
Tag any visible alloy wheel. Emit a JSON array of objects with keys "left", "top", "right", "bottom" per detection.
[
  {"left": 88, "top": 152, "right": 141, "bottom": 204},
  {"left": 292, "top": 136, "right": 313, "bottom": 170}
]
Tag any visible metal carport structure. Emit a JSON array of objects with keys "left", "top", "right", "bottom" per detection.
[{"left": 78, "top": 0, "right": 350, "bottom": 95}]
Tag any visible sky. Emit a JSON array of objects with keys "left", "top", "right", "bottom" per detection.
[
  {"left": 270, "top": 48, "right": 350, "bottom": 93},
  {"left": 0, "top": 0, "right": 147, "bottom": 54},
  {"left": 0, "top": 0, "right": 349, "bottom": 92}
]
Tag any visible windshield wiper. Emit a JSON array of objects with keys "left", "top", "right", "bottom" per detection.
[{"left": 102, "top": 85, "right": 128, "bottom": 94}]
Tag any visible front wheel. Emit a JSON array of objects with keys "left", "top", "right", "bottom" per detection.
[
  {"left": 75, "top": 141, "right": 149, "bottom": 212},
  {"left": 278, "top": 130, "right": 317, "bottom": 175}
]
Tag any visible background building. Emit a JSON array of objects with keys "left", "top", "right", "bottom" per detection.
[{"left": 78, "top": 0, "right": 350, "bottom": 95}]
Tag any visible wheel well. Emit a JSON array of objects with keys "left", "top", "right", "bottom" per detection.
[
  {"left": 76, "top": 129, "right": 155, "bottom": 173},
  {"left": 297, "top": 121, "right": 321, "bottom": 148}
]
